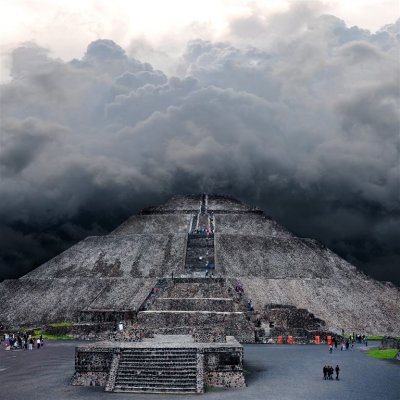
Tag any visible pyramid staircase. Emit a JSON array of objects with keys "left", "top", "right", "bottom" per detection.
[
  {"left": 138, "top": 277, "right": 255, "bottom": 342},
  {"left": 105, "top": 347, "right": 200, "bottom": 394},
  {"left": 136, "top": 195, "right": 256, "bottom": 342}
]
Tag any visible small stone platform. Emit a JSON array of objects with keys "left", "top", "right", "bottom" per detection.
[{"left": 71, "top": 334, "right": 246, "bottom": 394}]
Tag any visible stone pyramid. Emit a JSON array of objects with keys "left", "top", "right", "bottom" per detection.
[{"left": 0, "top": 194, "right": 399, "bottom": 337}]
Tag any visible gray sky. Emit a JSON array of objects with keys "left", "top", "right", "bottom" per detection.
[{"left": 0, "top": 1, "right": 399, "bottom": 284}]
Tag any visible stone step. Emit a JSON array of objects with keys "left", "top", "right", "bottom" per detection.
[
  {"left": 120, "top": 353, "right": 197, "bottom": 359},
  {"left": 120, "top": 351, "right": 197, "bottom": 357},
  {"left": 118, "top": 366, "right": 197, "bottom": 377},
  {"left": 186, "top": 242, "right": 214, "bottom": 248},
  {"left": 121, "top": 348, "right": 197, "bottom": 353},
  {"left": 138, "top": 310, "right": 247, "bottom": 328},
  {"left": 118, "top": 363, "right": 196, "bottom": 370},
  {"left": 113, "top": 385, "right": 198, "bottom": 393},
  {"left": 161, "top": 283, "right": 228, "bottom": 299},
  {"left": 152, "top": 297, "right": 236, "bottom": 311},
  {"left": 122, "top": 347, "right": 197, "bottom": 357},
  {"left": 119, "top": 358, "right": 196, "bottom": 367},
  {"left": 116, "top": 378, "right": 197, "bottom": 385},
  {"left": 116, "top": 373, "right": 197, "bottom": 380}
]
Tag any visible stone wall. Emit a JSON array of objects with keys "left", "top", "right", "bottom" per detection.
[
  {"left": 23, "top": 234, "right": 187, "bottom": 279},
  {"left": 78, "top": 310, "right": 135, "bottom": 323},
  {"left": 137, "top": 311, "right": 255, "bottom": 343},
  {"left": 193, "top": 327, "right": 226, "bottom": 343},
  {"left": 71, "top": 347, "right": 114, "bottom": 386},
  {"left": 203, "top": 345, "right": 245, "bottom": 388},
  {"left": 214, "top": 213, "right": 292, "bottom": 238},
  {"left": 111, "top": 214, "right": 192, "bottom": 235},
  {"left": 263, "top": 304, "right": 325, "bottom": 330},
  {"left": 72, "top": 337, "right": 246, "bottom": 391},
  {"left": 381, "top": 337, "right": 400, "bottom": 350},
  {"left": 155, "top": 298, "right": 236, "bottom": 312}
]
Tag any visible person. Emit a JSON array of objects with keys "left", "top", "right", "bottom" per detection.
[
  {"left": 28, "top": 338, "right": 34, "bottom": 351},
  {"left": 36, "top": 338, "right": 41, "bottom": 349},
  {"left": 329, "top": 366, "right": 334, "bottom": 380},
  {"left": 323, "top": 365, "right": 328, "bottom": 380},
  {"left": 335, "top": 365, "right": 340, "bottom": 380},
  {"left": 365, "top": 336, "right": 368, "bottom": 347}
]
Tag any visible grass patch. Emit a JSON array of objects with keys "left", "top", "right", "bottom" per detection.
[
  {"left": 364, "top": 336, "right": 400, "bottom": 340},
  {"left": 367, "top": 349, "right": 399, "bottom": 360},
  {"left": 48, "top": 322, "right": 74, "bottom": 328},
  {"left": 32, "top": 329, "right": 73, "bottom": 340}
]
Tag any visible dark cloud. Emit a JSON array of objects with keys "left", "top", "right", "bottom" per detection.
[{"left": 0, "top": 13, "right": 399, "bottom": 285}]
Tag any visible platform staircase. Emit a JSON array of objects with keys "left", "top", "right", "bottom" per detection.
[{"left": 106, "top": 347, "right": 200, "bottom": 393}]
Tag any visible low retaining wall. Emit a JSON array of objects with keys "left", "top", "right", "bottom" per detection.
[
  {"left": 71, "top": 347, "right": 114, "bottom": 386},
  {"left": 381, "top": 337, "right": 400, "bottom": 350}
]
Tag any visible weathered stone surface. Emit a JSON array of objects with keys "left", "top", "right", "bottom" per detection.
[
  {"left": 0, "top": 193, "right": 398, "bottom": 337},
  {"left": 216, "top": 235, "right": 360, "bottom": 279},
  {"left": 143, "top": 195, "right": 201, "bottom": 213},
  {"left": 23, "top": 234, "right": 186, "bottom": 279},
  {"left": 239, "top": 277, "right": 400, "bottom": 335},
  {"left": 73, "top": 335, "right": 245, "bottom": 392},
  {"left": 214, "top": 213, "right": 293, "bottom": 237},
  {"left": 207, "top": 195, "right": 254, "bottom": 213},
  {"left": 381, "top": 337, "right": 400, "bottom": 350},
  {"left": 111, "top": 214, "right": 192, "bottom": 235}
]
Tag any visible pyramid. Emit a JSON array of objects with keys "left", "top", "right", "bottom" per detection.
[{"left": 0, "top": 194, "right": 399, "bottom": 337}]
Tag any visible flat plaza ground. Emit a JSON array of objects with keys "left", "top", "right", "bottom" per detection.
[{"left": 1, "top": 341, "right": 399, "bottom": 400}]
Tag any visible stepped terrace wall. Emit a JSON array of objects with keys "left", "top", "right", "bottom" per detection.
[
  {"left": 22, "top": 234, "right": 187, "bottom": 279},
  {"left": 214, "top": 214, "right": 293, "bottom": 237},
  {"left": 239, "top": 277, "right": 400, "bottom": 335},
  {"left": 0, "top": 277, "right": 155, "bottom": 326},
  {"left": 111, "top": 215, "right": 192, "bottom": 235},
  {"left": 216, "top": 234, "right": 360, "bottom": 279}
]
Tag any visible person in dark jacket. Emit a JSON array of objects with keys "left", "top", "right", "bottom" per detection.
[
  {"left": 323, "top": 365, "right": 328, "bottom": 380},
  {"left": 335, "top": 365, "right": 340, "bottom": 380}
]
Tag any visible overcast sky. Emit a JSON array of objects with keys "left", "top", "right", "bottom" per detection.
[{"left": 0, "top": 1, "right": 399, "bottom": 285}]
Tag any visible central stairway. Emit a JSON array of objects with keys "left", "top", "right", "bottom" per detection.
[
  {"left": 137, "top": 194, "right": 256, "bottom": 343},
  {"left": 138, "top": 277, "right": 256, "bottom": 342},
  {"left": 111, "top": 347, "right": 199, "bottom": 394}
]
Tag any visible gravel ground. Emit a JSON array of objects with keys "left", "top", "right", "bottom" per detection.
[{"left": 1, "top": 340, "right": 399, "bottom": 400}]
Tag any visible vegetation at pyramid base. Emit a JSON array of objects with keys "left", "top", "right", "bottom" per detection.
[
  {"left": 33, "top": 329, "right": 73, "bottom": 340},
  {"left": 367, "top": 349, "right": 399, "bottom": 359},
  {"left": 48, "top": 322, "right": 74, "bottom": 328}
]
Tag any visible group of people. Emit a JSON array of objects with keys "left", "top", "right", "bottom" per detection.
[
  {"left": 328, "top": 336, "right": 368, "bottom": 352},
  {"left": 193, "top": 227, "right": 214, "bottom": 236},
  {"left": 323, "top": 365, "right": 340, "bottom": 380},
  {"left": 2, "top": 332, "right": 44, "bottom": 350},
  {"left": 351, "top": 334, "right": 368, "bottom": 346}
]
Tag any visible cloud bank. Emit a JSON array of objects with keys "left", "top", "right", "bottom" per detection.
[{"left": 1, "top": 10, "right": 399, "bottom": 284}]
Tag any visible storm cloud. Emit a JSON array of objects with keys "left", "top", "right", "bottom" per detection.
[{"left": 1, "top": 10, "right": 399, "bottom": 284}]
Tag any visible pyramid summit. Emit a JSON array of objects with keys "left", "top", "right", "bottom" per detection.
[{"left": 0, "top": 193, "right": 399, "bottom": 337}]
